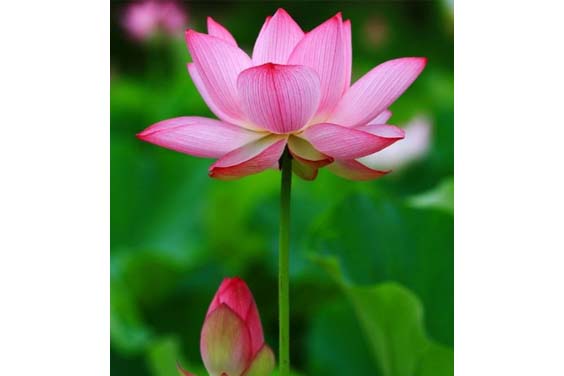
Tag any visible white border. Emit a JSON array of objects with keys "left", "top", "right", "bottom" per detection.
[
  {"left": 0, "top": 0, "right": 109, "bottom": 375},
  {"left": 456, "top": 1, "right": 564, "bottom": 375}
]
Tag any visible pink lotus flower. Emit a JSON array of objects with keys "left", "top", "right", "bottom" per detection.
[
  {"left": 178, "top": 277, "right": 275, "bottom": 376},
  {"left": 123, "top": 0, "right": 187, "bottom": 41},
  {"left": 137, "top": 9, "right": 426, "bottom": 180}
]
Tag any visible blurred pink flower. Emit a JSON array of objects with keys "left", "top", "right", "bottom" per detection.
[
  {"left": 358, "top": 114, "right": 432, "bottom": 172},
  {"left": 138, "top": 9, "right": 426, "bottom": 180},
  {"left": 177, "top": 277, "right": 275, "bottom": 376},
  {"left": 122, "top": 0, "right": 187, "bottom": 41}
]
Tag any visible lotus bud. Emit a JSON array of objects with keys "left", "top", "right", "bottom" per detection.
[{"left": 178, "top": 277, "right": 275, "bottom": 376}]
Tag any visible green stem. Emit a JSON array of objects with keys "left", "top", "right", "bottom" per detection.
[{"left": 278, "top": 149, "right": 292, "bottom": 376}]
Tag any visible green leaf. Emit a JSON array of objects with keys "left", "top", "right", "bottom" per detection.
[
  {"left": 110, "top": 276, "right": 153, "bottom": 354},
  {"left": 270, "top": 370, "right": 305, "bottom": 376},
  {"left": 307, "top": 191, "right": 453, "bottom": 345},
  {"left": 314, "top": 256, "right": 453, "bottom": 376},
  {"left": 147, "top": 337, "right": 183, "bottom": 376},
  {"left": 415, "top": 342, "right": 454, "bottom": 376},
  {"left": 407, "top": 177, "right": 454, "bottom": 215},
  {"left": 307, "top": 297, "right": 379, "bottom": 375}
]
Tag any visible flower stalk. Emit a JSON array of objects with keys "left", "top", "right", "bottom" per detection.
[{"left": 278, "top": 148, "right": 292, "bottom": 376}]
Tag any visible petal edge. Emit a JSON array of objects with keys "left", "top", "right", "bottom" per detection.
[
  {"left": 209, "top": 136, "right": 287, "bottom": 180},
  {"left": 288, "top": 13, "right": 346, "bottom": 118},
  {"left": 328, "top": 159, "right": 390, "bottom": 181},
  {"left": 207, "top": 17, "right": 238, "bottom": 46},
  {"left": 328, "top": 57, "right": 427, "bottom": 127},
  {"left": 252, "top": 9, "right": 304, "bottom": 65},
  {"left": 176, "top": 362, "right": 196, "bottom": 376},
  {"left": 301, "top": 123, "right": 403, "bottom": 159},
  {"left": 185, "top": 30, "right": 252, "bottom": 126}
]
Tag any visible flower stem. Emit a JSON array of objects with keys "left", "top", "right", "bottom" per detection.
[{"left": 278, "top": 148, "right": 292, "bottom": 376}]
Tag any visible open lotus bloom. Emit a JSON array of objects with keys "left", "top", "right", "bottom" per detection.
[
  {"left": 178, "top": 278, "right": 275, "bottom": 376},
  {"left": 137, "top": 9, "right": 426, "bottom": 180}
]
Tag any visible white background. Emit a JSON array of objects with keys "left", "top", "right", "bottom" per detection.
[{"left": 1, "top": 0, "right": 563, "bottom": 375}]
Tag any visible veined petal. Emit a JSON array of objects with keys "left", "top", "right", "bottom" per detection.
[
  {"left": 368, "top": 109, "right": 392, "bottom": 125},
  {"left": 328, "top": 159, "right": 390, "bottom": 181},
  {"left": 288, "top": 13, "right": 346, "bottom": 119},
  {"left": 185, "top": 30, "right": 252, "bottom": 126},
  {"left": 328, "top": 57, "right": 427, "bottom": 127},
  {"left": 288, "top": 136, "right": 333, "bottom": 169},
  {"left": 292, "top": 159, "right": 318, "bottom": 181},
  {"left": 237, "top": 63, "right": 321, "bottom": 134},
  {"left": 300, "top": 123, "right": 404, "bottom": 160},
  {"left": 209, "top": 136, "right": 287, "bottom": 180},
  {"left": 252, "top": 8, "right": 304, "bottom": 65},
  {"left": 207, "top": 17, "right": 237, "bottom": 46},
  {"left": 187, "top": 63, "right": 244, "bottom": 126},
  {"left": 242, "top": 345, "right": 276, "bottom": 376},
  {"left": 256, "top": 15, "right": 272, "bottom": 39},
  {"left": 343, "top": 19, "right": 352, "bottom": 90},
  {"left": 137, "top": 116, "right": 264, "bottom": 158},
  {"left": 200, "top": 304, "right": 252, "bottom": 376}
]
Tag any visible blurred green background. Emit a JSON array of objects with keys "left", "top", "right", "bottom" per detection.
[{"left": 111, "top": 1, "right": 453, "bottom": 375}]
